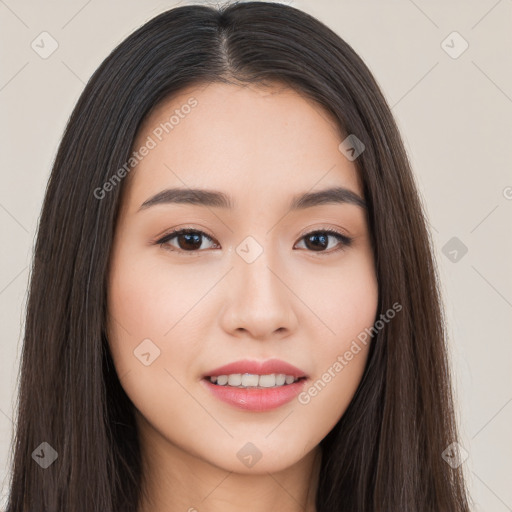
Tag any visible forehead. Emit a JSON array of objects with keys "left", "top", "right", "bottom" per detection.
[{"left": 123, "top": 81, "right": 361, "bottom": 211}]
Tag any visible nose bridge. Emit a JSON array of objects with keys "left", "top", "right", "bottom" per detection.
[
  {"left": 219, "top": 233, "right": 297, "bottom": 338},
  {"left": 235, "top": 234, "right": 284, "bottom": 304}
]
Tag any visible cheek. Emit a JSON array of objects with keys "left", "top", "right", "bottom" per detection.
[
  {"left": 107, "top": 249, "right": 209, "bottom": 356},
  {"left": 108, "top": 255, "right": 172, "bottom": 334},
  {"left": 105, "top": 251, "right": 211, "bottom": 441},
  {"left": 300, "top": 245, "right": 378, "bottom": 343},
  {"left": 294, "top": 250, "right": 378, "bottom": 427},
  {"left": 106, "top": 246, "right": 226, "bottom": 412}
]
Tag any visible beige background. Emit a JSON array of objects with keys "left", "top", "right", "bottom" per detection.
[{"left": 1, "top": 0, "right": 511, "bottom": 509}]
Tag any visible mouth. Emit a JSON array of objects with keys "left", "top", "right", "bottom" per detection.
[{"left": 200, "top": 359, "right": 309, "bottom": 411}]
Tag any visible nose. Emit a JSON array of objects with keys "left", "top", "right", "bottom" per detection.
[{"left": 219, "top": 248, "right": 299, "bottom": 341}]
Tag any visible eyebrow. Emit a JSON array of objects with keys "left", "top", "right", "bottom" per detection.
[{"left": 137, "top": 186, "right": 366, "bottom": 212}]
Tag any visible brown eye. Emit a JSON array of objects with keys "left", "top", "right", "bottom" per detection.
[
  {"left": 295, "top": 229, "right": 352, "bottom": 253},
  {"left": 157, "top": 229, "right": 218, "bottom": 252}
]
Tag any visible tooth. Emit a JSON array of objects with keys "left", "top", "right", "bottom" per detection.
[
  {"left": 259, "top": 374, "right": 277, "bottom": 387},
  {"left": 275, "top": 374, "right": 286, "bottom": 385},
  {"left": 241, "top": 374, "right": 260, "bottom": 387},
  {"left": 216, "top": 375, "right": 228, "bottom": 385},
  {"left": 210, "top": 373, "right": 299, "bottom": 387},
  {"left": 228, "top": 374, "right": 242, "bottom": 386}
]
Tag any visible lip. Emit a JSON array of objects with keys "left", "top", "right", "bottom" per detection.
[
  {"left": 201, "top": 377, "right": 308, "bottom": 412},
  {"left": 203, "top": 358, "right": 308, "bottom": 379}
]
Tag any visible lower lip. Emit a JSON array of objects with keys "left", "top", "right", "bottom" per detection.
[{"left": 201, "top": 377, "right": 308, "bottom": 411}]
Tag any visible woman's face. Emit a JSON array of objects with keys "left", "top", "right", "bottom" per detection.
[{"left": 107, "top": 81, "right": 378, "bottom": 474}]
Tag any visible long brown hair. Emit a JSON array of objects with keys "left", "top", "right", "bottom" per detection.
[{"left": 6, "top": 2, "right": 471, "bottom": 510}]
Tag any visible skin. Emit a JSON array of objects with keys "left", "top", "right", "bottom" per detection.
[{"left": 106, "top": 81, "right": 378, "bottom": 512}]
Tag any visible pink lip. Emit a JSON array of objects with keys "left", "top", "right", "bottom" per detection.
[
  {"left": 203, "top": 358, "right": 308, "bottom": 379},
  {"left": 201, "top": 358, "right": 309, "bottom": 412},
  {"left": 201, "top": 377, "right": 308, "bottom": 412}
]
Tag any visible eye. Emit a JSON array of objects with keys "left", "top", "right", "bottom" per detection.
[
  {"left": 155, "top": 227, "right": 352, "bottom": 255},
  {"left": 294, "top": 228, "right": 352, "bottom": 254},
  {"left": 156, "top": 228, "right": 219, "bottom": 253}
]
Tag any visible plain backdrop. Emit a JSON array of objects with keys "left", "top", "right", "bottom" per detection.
[{"left": 1, "top": 0, "right": 511, "bottom": 510}]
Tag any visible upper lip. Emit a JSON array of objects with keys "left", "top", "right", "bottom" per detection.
[{"left": 203, "top": 359, "right": 308, "bottom": 379}]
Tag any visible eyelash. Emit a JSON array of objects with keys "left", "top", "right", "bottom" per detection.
[{"left": 155, "top": 227, "right": 353, "bottom": 256}]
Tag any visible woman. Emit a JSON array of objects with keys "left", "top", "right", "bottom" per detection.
[{"left": 6, "top": 2, "right": 471, "bottom": 511}]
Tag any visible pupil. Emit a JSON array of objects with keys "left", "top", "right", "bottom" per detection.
[
  {"left": 306, "top": 233, "right": 327, "bottom": 251},
  {"left": 180, "top": 233, "right": 201, "bottom": 250}
]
